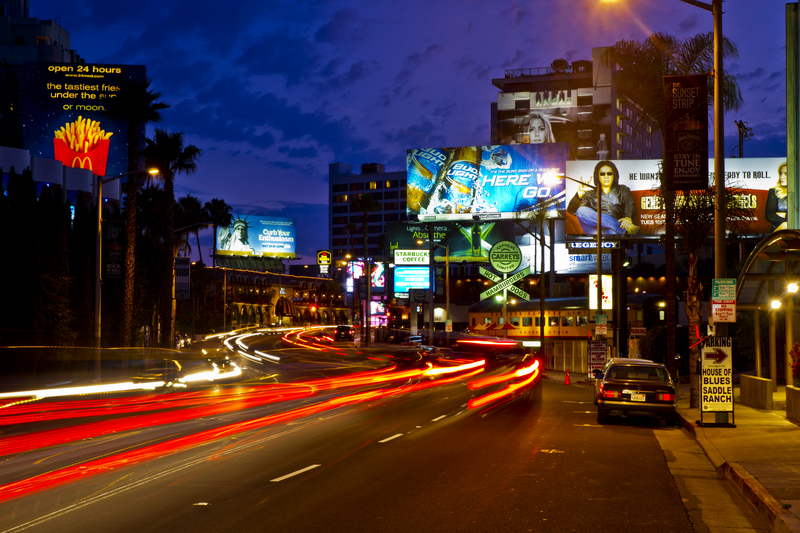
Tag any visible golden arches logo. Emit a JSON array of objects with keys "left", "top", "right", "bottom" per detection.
[{"left": 71, "top": 156, "right": 93, "bottom": 170}]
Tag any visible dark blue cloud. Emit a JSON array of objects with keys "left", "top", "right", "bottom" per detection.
[
  {"left": 234, "top": 30, "right": 321, "bottom": 86},
  {"left": 314, "top": 8, "right": 366, "bottom": 45},
  {"left": 279, "top": 146, "right": 319, "bottom": 158},
  {"left": 404, "top": 45, "right": 444, "bottom": 67}
]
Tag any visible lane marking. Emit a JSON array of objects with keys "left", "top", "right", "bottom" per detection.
[
  {"left": 270, "top": 464, "right": 321, "bottom": 482},
  {"left": 378, "top": 434, "right": 403, "bottom": 443},
  {"left": 431, "top": 415, "right": 447, "bottom": 422}
]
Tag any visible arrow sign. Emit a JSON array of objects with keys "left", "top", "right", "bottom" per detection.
[
  {"left": 704, "top": 348, "right": 728, "bottom": 364},
  {"left": 507, "top": 284, "right": 530, "bottom": 301},
  {"left": 479, "top": 267, "right": 501, "bottom": 283},
  {"left": 480, "top": 267, "right": 530, "bottom": 300}
]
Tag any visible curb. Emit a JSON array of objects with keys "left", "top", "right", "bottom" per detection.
[
  {"left": 720, "top": 462, "right": 800, "bottom": 533},
  {"left": 677, "top": 410, "right": 800, "bottom": 533}
]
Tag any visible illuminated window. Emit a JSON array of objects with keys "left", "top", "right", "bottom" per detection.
[
  {"left": 522, "top": 317, "right": 532, "bottom": 327},
  {"left": 561, "top": 316, "right": 574, "bottom": 327},
  {"left": 369, "top": 182, "right": 377, "bottom": 189},
  {"left": 577, "top": 316, "right": 588, "bottom": 327},
  {"left": 510, "top": 317, "right": 520, "bottom": 326},
  {"left": 548, "top": 316, "right": 559, "bottom": 326}
]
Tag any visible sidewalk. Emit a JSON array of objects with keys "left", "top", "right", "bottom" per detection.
[{"left": 543, "top": 369, "right": 800, "bottom": 533}]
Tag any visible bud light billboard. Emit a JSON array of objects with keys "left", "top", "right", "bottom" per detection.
[
  {"left": 407, "top": 143, "right": 568, "bottom": 222},
  {"left": 22, "top": 62, "right": 147, "bottom": 178},
  {"left": 216, "top": 215, "right": 296, "bottom": 258}
]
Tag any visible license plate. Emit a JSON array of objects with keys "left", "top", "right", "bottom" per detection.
[{"left": 630, "top": 393, "right": 646, "bottom": 402}]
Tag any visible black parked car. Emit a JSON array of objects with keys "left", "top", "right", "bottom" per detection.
[
  {"left": 594, "top": 358, "right": 678, "bottom": 425},
  {"left": 334, "top": 325, "right": 354, "bottom": 341}
]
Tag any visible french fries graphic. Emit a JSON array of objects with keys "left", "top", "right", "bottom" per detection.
[{"left": 54, "top": 116, "right": 113, "bottom": 153}]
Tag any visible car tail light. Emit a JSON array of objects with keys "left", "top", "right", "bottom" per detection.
[
  {"left": 657, "top": 393, "right": 675, "bottom": 402},
  {"left": 602, "top": 390, "right": 621, "bottom": 399}
]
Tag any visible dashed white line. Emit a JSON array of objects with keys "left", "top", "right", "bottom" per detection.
[
  {"left": 270, "top": 464, "right": 321, "bottom": 482},
  {"left": 379, "top": 434, "right": 403, "bottom": 443},
  {"left": 432, "top": 415, "right": 447, "bottom": 422}
]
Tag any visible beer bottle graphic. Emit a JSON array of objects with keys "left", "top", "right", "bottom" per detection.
[
  {"left": 437, "top": 146, "right": 481, "bottom": 214},
  {"left": 471, "top": 221, "right": 482, "bottom": 257},
  {"left": 407, "top": 148, "right": 451, "bottom": 214}
]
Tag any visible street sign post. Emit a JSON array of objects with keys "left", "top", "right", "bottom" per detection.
[
  {"left": 699, "top": 336, "right": 735, "bottom": 427},
  {"left": 711, "top": 278, "right": 736, "bottom": 323},
  {"left": 588, "top": 340, "right": 607, "bottom": 378}
]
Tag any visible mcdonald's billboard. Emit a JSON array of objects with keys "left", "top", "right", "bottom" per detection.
[{"left": 22, "top": 62, "right": 147, "bottom": 178}]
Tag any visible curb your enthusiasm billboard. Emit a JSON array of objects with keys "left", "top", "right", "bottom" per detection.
[
  {"left": 23, "top": 62, "right": 147, "bottom": 178},
  {"left": 216, "top": 215, "right": 296, "bottom": 258},
  {"left": 407, "top": 143, "right": 568, "bottom": 222},
  {"left": 564, "top": 158, "right": 786, "bottom": 236}
]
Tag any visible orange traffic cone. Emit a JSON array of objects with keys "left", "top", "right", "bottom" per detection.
[{"left": 564, "top": 370, "right": 571, "bottom": 385}]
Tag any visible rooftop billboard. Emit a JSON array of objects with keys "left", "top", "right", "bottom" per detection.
[
  {"left": 407, "top": 144, "right": 568, "bottom": 222},
  {"left": 386, "top": 220, "right": 508, "bottom": 263},
  {"left": 23, "top": 62, "right": 147, "bottom": 178},
  {"left": 216, "top": 215, "right": 296, "bottom": 258},
  {"left": 564, "top": 158, "right": 785, "bottom": 236},
  {"left": 495, "top": 88, "right": 612, "bottom": 162}
]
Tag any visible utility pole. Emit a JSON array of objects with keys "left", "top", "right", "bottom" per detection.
[{"left": 734, "top": 120, "right": 753, "bottom": 158}]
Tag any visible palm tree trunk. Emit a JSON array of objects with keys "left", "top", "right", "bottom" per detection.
[
  {"left": 686, "top": 251, "right": 703, "bottom": 407},
  {"left": 122, "top": 121, "right": 140, "bottom": 347},
  {"left": 160, "top": 170, "right": 176, "bottom": 348}
]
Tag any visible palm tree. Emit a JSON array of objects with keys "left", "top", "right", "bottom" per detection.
[
  {"left": 344, "top": 221, "right": 359, "bottom": 259},
  {"left": 144, "top": 129, "right": 203, "bottom": 348},
  {"left": 204, "top": 198, "right": 233, "bottom": 268},
  {"left": 350, "top": 193, "right": 382, "bottom": 259},
  {"left": 103, "top": 77, "right": 170, "bottom": 346},
  {"left": 175, "top": 195, "right": 209, "bottom": 265},
  {"left": 604, "top": 32, "right": 743, "bottom": 407}
]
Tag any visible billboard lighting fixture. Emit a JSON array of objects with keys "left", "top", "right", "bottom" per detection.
[
  {"left": 772, "top": 300, "right": 782, "bottom": 310},
  {"left": 788, "top": 283, "right": 799, "bottom": 294}
]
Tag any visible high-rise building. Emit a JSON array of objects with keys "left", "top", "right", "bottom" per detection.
[
  {"left": 490, "top": 47, "right": 662, "bottom": 161},
  {"left": 0, "top": 1, "right": 78, "bottom": 66},
  {"left": 328, "top": 162, "right": 408, "bottom": 262}
]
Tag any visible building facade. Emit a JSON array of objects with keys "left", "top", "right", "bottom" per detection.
[
  {"left": 328, "top": 162, "right": 408, "bottom": 262},
  {"left": 490, "top": 47, "right": 662, "bottom": 161},
  {"left": 0, "top": 1, "right": 79, "bottom": 67}
]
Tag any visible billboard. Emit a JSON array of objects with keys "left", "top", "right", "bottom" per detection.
[
  {"left": 216, "top": 215, "right": 296, "bottom": 258},
  {"left": 664, "top": 75, "right": 709, "bottom": 190},
  {"left": 394, "top": 266, "right": 431, "bottom": 298},
  {"left": 407, "top": 144, "right": 568, "bottom": 222},
  {"left": 346, "top": 260, "right": 384, "bottom": 293},
  {"left": 495, "top": 89, "right": 612, "bottom": 162},
  {"left": 23, "top": 63, "right": 147, "bottom": 178},
  {"left": 386, "top": 221, "right": 508, "bottom": 263},
  {"left": 564, "top": 158, "right": 786, "bottom": 236}
]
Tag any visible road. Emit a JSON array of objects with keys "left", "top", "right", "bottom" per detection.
[{"left": 0, "top": 334, "right": 766, "bottom": 532}]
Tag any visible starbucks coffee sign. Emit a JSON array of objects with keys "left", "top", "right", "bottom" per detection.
[{"left": 489, "top": 241, "right": 522, "bottom": 273}]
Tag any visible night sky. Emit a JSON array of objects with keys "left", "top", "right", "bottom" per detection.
[{"left": 31, "top": 0, "right": 789, "bottom": 264}]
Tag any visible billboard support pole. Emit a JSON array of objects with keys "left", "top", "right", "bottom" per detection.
[
  {"left": 428, "top": 222, "right": 435, "bottom": 346},
  {"left": 596, "top": 185, "right": 603, "bottom": 335},
  {"left": 365, "top": 258, "right": 371, "bottom": 348},
  {"left": 94, "top": 175, "right": 103, "bottom": 379}
]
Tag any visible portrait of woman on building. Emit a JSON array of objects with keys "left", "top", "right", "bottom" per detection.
[
  {"left": 567, "top": 160, "right": 639, "bottom": 235},
  {"left": 525, "top": 112, "right": 556, "bottom": 144},
  {"left": 765, "top": 162, "right": 788, "bottom": 232}
]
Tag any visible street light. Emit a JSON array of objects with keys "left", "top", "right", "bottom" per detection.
[{"left": 94, "top": 168, "right": 158, "bottom": 378}]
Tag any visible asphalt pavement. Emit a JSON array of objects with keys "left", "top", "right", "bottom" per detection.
[{"left": 544, "top": 368, "right": 800, "bottom": 533}]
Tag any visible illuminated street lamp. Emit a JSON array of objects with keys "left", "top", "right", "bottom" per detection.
[{"left": 94, "top": 168, "right": 158, "bottom": 377}]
